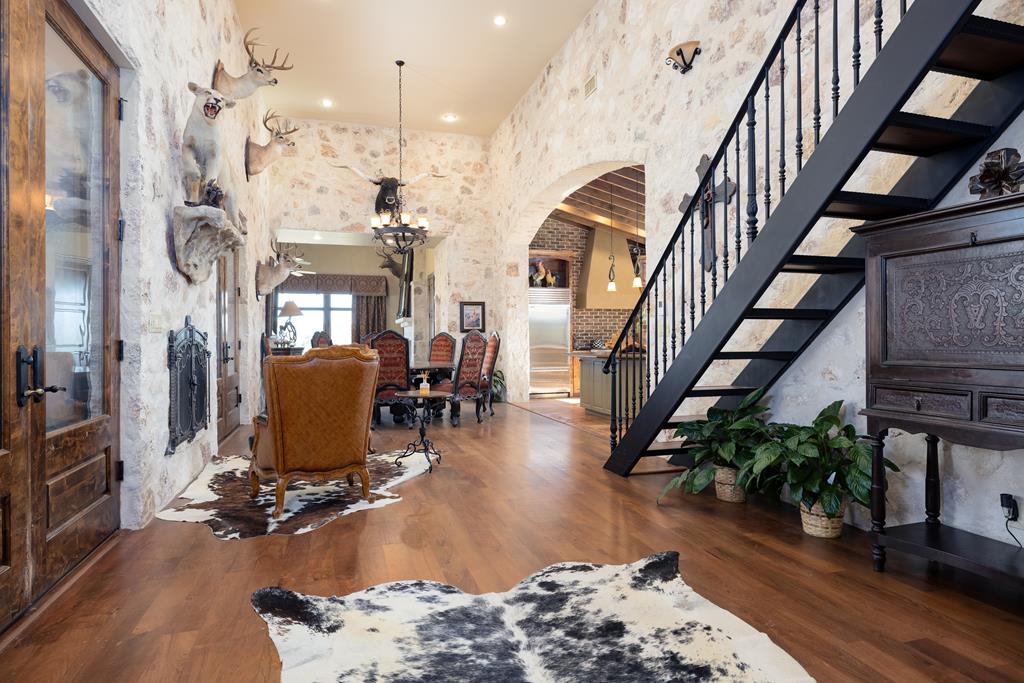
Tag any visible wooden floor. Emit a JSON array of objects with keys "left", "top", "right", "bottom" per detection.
[{"left": 2, "top": 403, "right": 1023, "bottom": 682}]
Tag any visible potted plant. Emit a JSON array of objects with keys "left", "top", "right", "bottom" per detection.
[
  {"left": 490, "top": 370, "right": 507, "bottom": 403},
  {"left": 658, "top": 387, "right": 774, "bottom": 504},
  {"left": 741, "top": 400, "right": 899, "bottom": 538}
]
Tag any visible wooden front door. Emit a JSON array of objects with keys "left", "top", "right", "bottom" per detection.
[
  {"left": 216, "top": 252, "right": 240, "bottom": 440},
  {"left": 0, "top": 0, "right": 120, "bottom": 628}
]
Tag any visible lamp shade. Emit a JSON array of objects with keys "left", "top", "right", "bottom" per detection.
[{"left": 279, "top": 300, "right": 303, "bottom": 317}]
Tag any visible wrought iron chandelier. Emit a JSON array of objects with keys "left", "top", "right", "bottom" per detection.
[{"left": 369, "top": 59, "right": 429, "bottom": 257}]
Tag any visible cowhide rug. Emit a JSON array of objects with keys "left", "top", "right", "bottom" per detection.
[
  {"left": 156, "top": 451, "right": 429, "bottom": 539},
  {"left": 252, "top": 552, "right": 813, "bottom": 682}
]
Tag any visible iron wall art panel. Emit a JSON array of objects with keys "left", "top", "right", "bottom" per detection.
[{"left": 166, "top": 316, "right": 212, "bottom": 455}]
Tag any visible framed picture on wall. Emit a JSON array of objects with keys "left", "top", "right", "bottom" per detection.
[{"left": 459, "top": 301, "right": 486, "bottom": 332}]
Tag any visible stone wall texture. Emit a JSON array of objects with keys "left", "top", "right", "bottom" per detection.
[{"left": 80, "top": 0, "right": 274, "bottom": 528}]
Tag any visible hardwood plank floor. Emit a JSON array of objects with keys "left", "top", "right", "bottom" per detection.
[{"left": 1, "top": 403, "right": 1023, "bottom": 682}]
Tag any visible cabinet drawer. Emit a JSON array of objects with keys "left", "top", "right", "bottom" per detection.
[
  {"left": 872, "top": 386, "right": 971, "bottom": 420},
  {"left": 980, "top": 393, "right": 1024, "bottom": 428}
]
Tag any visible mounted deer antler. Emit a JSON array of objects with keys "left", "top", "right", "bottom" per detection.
[
  {"left": 212, "top": 28, "right": 294, "bottom": 100},
  {"left": 245, "top": 110, "right": 300, "bottom": 180}
]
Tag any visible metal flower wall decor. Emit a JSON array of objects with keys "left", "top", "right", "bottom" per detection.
[{"left": 969, "top": 148, "right": 1024, "bottom": 200}]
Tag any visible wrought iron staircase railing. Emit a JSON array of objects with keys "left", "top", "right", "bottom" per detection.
[{"left": 602, "top": 0, "right": 1024, "bottom": 474}]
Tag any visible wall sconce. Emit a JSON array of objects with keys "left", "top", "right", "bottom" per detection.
[{"left": 666, "top": 40, "right": 701, "bottom": 75}]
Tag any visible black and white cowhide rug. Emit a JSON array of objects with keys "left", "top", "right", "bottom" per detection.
[
  {"left": 156, "top": 451, "right": 429, "bottom": 540},
  {"left": 251, "top": 552, "right": 813, "bottom": 682}
]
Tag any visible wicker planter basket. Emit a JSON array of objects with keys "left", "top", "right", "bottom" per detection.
[
  {"left": 800, "top": 500, "right": 848, "bottom": 538},
  {"left": 713, "top": 466, "right": 746, "bottom": 503}
]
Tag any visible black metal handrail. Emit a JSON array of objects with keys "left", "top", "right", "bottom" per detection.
[{"left": 603, "top": 0, "right": 912, "bottom": 451}]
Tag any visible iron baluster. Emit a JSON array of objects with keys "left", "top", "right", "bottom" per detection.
[
  {"left": 796, "top": 10, "right": 804, "bottom": 171},
  {"left": 631, "top": 318, "right": 638, "bottom": 426},
  {"left": 900, "top": 0, "right": 906, "bottom": 18},
  {"left": 671, "top": 238, "right": 677, "bottom": 357},
  {"left": 609, "top": 355, "right": 618, "bottom": 451},
  {"left": 853, "top": 0, "right": 861, "bottom": 86},
  {"left": 689, "top": 212, "right": 696, "bottom": 333},
  {"left": 661, "top": 266, "right": 667, "bottom": 378},
  {"left": 700, "top": 206, "right": 707, "bottom": 316},
  {"left": 680, "top": 229, "right": 686, "bottom": 347},
  {"left": 746, "top": 96, "right": 758, "bottom": 242},
  {"left": 874, "top": 0, "right": 883, "bottom": 55},
  {"left": 722, "top": 137, "right": 730, "bottom": 282},
  {"left": 645, "top": 297, "right": 651, "bottom": 399},
  {"left": 813, "top": 0, "right": 822, "bottom": 144},
  {"left": 653, "top": 280, "right": 660, "bottom": 384},
  {"left": 779, "top": 39, "right": 787, "bottom": 197},
  {"left": 709, "top": 164, "right": 718, "bottom": 301},
  {"left": 734, "top": 132, "right": 743, "bottom": 260},
  {"left": 764, "top": 68, "right": 772, "bottom": 218},
  {"left": 832, "top": 0, "right": 840, "bottom": 119}
]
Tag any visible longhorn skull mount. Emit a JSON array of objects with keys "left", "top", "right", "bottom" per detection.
[{"left": 333, "top": 164, "right": 446, "bottom": 222}]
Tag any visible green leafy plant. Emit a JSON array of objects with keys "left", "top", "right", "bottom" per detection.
[
  {"left": 658, "top": 387, "right": 774, "bottom": 502},
  {"left": 491, "top": 370, "right": 507, "bottom": 402},
  {"left": 740, "top": 400, "right": 899, "bottom": 518}
]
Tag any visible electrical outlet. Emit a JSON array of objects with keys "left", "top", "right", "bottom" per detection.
[{"left": 1001, "top": 493, "right": 1024, "bottom": 531}]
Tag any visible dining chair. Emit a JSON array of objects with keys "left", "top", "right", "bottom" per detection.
[
  {"left": 435, "top": 330, "right": 487, "bottom": 426},
  {"left": 368, "top": 329, "right": 412, "bottom": 425},
  {"left": 479, "top": 331, "right": 501, "bottom": 417}
]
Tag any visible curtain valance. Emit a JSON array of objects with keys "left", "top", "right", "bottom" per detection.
[{"left": 280, "top": 274, "right": 388, "bottom": 296}]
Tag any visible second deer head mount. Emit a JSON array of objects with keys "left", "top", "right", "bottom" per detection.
[
  {"left": 246, "top": 111, "right": 299, "bottom": 180},
  {"left": 213, "top": 28, "right": 293, "bottom": 100},
  {"left": 256, "top": 240, "right": 313, "bottom": 298}
]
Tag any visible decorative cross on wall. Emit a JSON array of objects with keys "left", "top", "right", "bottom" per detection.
[
  {"left": 679, "top": 154, "right": 737, "bottom": 271},
  {"left": 969, "top": 148, "right": 1024, "bottom": 200}
]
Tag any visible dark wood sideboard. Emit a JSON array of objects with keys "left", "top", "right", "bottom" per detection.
[{"left": 852, "top": 194, "right": 1024, "bottom": 580}]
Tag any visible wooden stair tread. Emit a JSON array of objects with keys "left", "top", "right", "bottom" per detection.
[
  {"left": 782, "top": 255, "right": 864, "bottom": 274},
  {"left": 745, "top": 307, "right": 832, "bottom": 320},
  {"left": 643, "top": 440, "right": 698, "bottom": 456},
  {"left": 874, "top": 112, "right": 993, "bottom": 157},
  {"left": 824, "top": 191, "right": 930, "bottom": 221},
  {"left": 934, "top": 15, "right": 1024, "bottom": 80},
  {"left": 661, "top": 414, "right": 708, "bottom": 428}
]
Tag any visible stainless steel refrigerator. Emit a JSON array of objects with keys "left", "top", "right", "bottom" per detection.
[{"left": 529, "top": 288, "right": 572, "bottom": 395}]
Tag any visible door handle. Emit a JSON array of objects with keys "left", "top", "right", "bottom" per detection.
[{"left": 15, "top": 345, "right": 67, "bottom": 407}]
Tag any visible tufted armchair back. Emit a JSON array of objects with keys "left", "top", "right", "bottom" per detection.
[
  {"left": 428, "top": 332, "right": 457, "bottom": 365},
  {"left": 368, "top": 329, "right": 411, "bottom": 397}
]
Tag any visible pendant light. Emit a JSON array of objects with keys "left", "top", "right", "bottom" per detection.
[
  {"left": 607, "top": 177, "right": 617, "bottom": 292},
  {"left": 631, "top": 170, "right": 643, "bottom": 289}
]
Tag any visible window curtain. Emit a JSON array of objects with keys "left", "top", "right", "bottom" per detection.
[{"left": 353, "top": 295, "right": 387, "bottom": 342}]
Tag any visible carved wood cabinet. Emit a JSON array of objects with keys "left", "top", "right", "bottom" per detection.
[{"left": 852, "top": 194, "right": 1024, "bottom": 581}]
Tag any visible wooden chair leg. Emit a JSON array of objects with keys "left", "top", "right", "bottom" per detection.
[
  {"left": 489, "top": 390, "right": 495, "bottom": 416},
  {"left": 450, "top": 399, "right": 461, "bottom": 427},
  {"left": 360, "top": 468, "right": 371, "bottom": 499},
  {"left": 273, "top": 477, "right": 288, "bottom": 519},
  {"left": 475, "top": 398, "right": 484, "bottom": 423},
  {"left": 248, "top": 469, "right": 260, "bottom": 499},
  {"left": 346, "top": 472, "right": 356, "bottom": 486}
]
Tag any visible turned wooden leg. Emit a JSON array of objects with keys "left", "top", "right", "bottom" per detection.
[
  {"left": 925, "top": 434, "right": 941, "bottom": 525},
  {"left": 475, "top": 398, "right": 484, "bottom": 423},
  {"left": 450, "top": 399, "right": 461, "bottom": 427},
  {"left": 273, "top": 477, "right": 288, "bottom": 519},
  {"left": 868, "top": 429, "right": 889, "bottom": 572},
  {"left": 360, "top": 468, "right": 371, "bottom": 499},
  {"left": 248, "top": 469, "right": 260, "bottom": 499}
]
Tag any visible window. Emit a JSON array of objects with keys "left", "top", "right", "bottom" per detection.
[{"left": 274, "top": 292, "right": 353, "bottom": 350}]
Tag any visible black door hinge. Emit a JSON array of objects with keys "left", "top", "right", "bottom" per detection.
[
  {"left": 117, "top": 217, "right": 124, "bottom": 241},
  {"left": 237, "top": 286, "right": 242, "bottom": 297},
  {"left": 116, "top": 339, "right": 125, "bottom": 361},
  {"left": 117, "top": 98, "right": 126, "bottom": 121},
  {"left": 237, "top": 392, "right": 242, "bottom": 407},
  {"left": 115, "top": 460, "right": 125, "bottom": 481}
]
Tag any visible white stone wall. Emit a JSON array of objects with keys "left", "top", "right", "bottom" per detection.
[
  {"left": 77, "top": 0, "right": 274, "bottom": 528},
  {"left": 267, "top": 120, "right": 498, "bottom": 347}
]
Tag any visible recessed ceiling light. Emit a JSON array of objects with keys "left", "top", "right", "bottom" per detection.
[
  {"left": 321, "top": 98, "right": 333, "bottom": 108},
  {"left": 442, "top": 113, "right": 459, "bottom": 123},
  {"left": 493, "top": 15, "right": 507, "bottom": 27}
]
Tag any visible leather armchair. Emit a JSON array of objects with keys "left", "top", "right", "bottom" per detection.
[{"left": 250, "top": 345, "right": 380, "bottom": 518}]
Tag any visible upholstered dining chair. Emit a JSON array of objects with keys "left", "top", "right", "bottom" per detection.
[
  {"left": 368, "top": 329, "right": 412, "bottom": 425},
  {"left": 428, "top": 332, "right": 457, "bottom": 365},
  {"left": 479, "top": 331, "right": 501, "bottom": 417},
  {"left": 435, "top": 330, "right": 488, "bottom": 426},
  {"left": 249, "top": 345, "right": 380, "bottom": 518}
]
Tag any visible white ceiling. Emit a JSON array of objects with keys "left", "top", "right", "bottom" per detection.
[{"left": 234, "top": 0, "right": 599, "bottom": 136}]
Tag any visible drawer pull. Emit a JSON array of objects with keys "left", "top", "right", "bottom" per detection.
[{"left": 914, "top": 397, "right": 922, "bottom": 412}]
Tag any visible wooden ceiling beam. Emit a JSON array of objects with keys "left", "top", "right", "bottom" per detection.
[
  {"left": 562, "top": 195, "right": 645, "bottom": 228},
  {"left": 573, "top": 186, "right": 645, "bottom": 214},
  {"left": 553, "top": 204, "right": 646, "bottom": 241}
]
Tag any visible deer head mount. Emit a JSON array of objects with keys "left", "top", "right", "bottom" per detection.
[
  {"left": 377, "top": 248, "right": 405, "bottom": 279},
  {"left": 256, "top": 240, "right": 312, "bottom": 297},
  {"left": 245, "top": 111, "right": 299, "bottom": 180},
  {"left": 212, "top": 28, "right": 293, "bottom": 100},
  {"left": 332, "top": 164, "right": 446, "bottom": 223}
]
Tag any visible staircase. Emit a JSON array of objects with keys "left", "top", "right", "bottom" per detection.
[{"left": 603, "top": 0, "right": 1024, "bottom": 476}]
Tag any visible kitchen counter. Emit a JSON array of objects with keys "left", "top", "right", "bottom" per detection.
[
  {"left": 568, "top": 349, "right": 611, "bottom": 359},
  {"left": 576, "top": 353, "right": 645, "bottom": 416}
]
